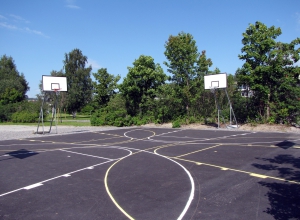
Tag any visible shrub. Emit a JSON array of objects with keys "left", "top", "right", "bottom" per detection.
[
  {"left": 0, "top": 103, "right": 17, "bottom": 122},
  {"left": 172, "top": 120, "right": 181, "bottom": 128},
  {"left": 80, "top": 104, "right": 94, "bottom": 115},
  {"left": 11, "top": 111, "right": 39, "bottom": 123}
]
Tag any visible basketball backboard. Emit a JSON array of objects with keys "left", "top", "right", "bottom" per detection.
[
  {"left": 204, "top": 73, "right": 227, "bottom": 90},
  {"left": 42, "top": 75, "right": 67, "bottom": 92}
]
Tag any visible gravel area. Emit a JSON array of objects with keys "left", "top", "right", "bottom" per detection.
[{"left": 0, "top": 125, "right": 120, "bottom": 141}]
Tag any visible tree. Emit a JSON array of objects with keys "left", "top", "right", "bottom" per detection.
[
  {"left": 164, "top": 33, "right": 216, "bottom": 120},
  {"left": 63, "top": 49, "right": 93, "bottom": 116},
  {"left": 192, "top": 50, "right": 215, "bottom": 123},
  {"left": 237, "top": 21, "right": 300, "bottom": 123},
  {"left": 164, "top": 32, "right": 199, "bottom": 116},
  {"left": 119, "top": 55, "right": 167, "bottom": 116},
  {"left": 0, "top": 55, "right": 29, "bottom": 105},
  {"left": 93, "top": 68, "right": 120, "bottom": 108}
]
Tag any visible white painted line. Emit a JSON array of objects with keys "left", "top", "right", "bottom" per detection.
[
  {"left": 59, "top": 149, "right": 113, "bottom": 160},
  {"left": 104, "top": 146, "right": 194, "bottom": 220},
  {"left": 0, "top": 147, "right": 133, "bottom": 198},
  {"left": 155, "top": 130, "right": 182, "bottom": 137},
  {"left": 154, "top": 152, "right": 194, "bottom": 220},
  {"left": 250, "top": 173, "right": 267, "bottom": 179},
  {"left": 24, "top": 183, "right": 43, "bottom": 190},
  {"left": 124, "top": 129, "right": 155, "bottom": 140},
  {"left": 0, "top": 162, "right": 111, "bottom": 197}
]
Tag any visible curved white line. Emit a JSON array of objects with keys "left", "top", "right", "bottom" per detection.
[
  {"left": 108, "top": 146, "right": 195, "bottom": 220},
  {"left": 124, "top": 129, "right": 155, "bottom": 140},
  {"left": 154, "top": 151, "right": 195, "bottom": 220}
]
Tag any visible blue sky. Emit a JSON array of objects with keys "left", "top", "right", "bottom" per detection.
[{"left": 1, "top": 0, "right": 300, "bottom": 98}]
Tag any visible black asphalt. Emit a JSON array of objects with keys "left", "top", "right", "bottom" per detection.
[{"left": 0, "top": 127, "right": 299, "bottom": 220}]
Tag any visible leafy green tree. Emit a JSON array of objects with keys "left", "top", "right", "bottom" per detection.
[
  {"left": 119, "top": 55, "right": 167, "bottom": 116},
  {"left": 93, "top": 68, "right": 120, "bottom": 108},
  {"left": 0, "top": 55, "right": 29, "bottom": 105},
  {"left": 192, "top": 50, "right": 215, "bottom": 122},
  {"left": 164, "top": 33, "right": 216, "bottom": 121},
  {"left": 164, "top": 32, "right": 199, "bottom": 116},
  {"left": 237, "top": 21, "right": 300, "bottom": 123},
  {"left": 63, "top": 49, "right": 93, "bottom": 116}
]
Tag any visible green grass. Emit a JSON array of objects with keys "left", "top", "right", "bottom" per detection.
[
  {"left": 50, "top": 113, "right": 91, "bottom": 120},
  {"left": 0, "top": 119, "right": 91, "bottom": 127},
  {"left": 0, "top": 113, "right": 92, "bottom": 126}
]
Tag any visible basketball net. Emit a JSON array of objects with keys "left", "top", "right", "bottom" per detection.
[
  {"left": 210, "top": 86, "right": 217, "bottom": 93},
  {"left": 53, "top": 89, "right": 60, "bottom": 95}
]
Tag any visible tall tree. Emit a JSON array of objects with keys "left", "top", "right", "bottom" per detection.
[
  {"left": 119, "top": 55, "right": 167, "bottom": 116},
  {"left": 164, "top": 33, "right": 214, "bottom": 118},
  {"left": 237, "top": 21, "right": 300, "bottom": 123},
  {"left": 63, "top": 49, "right": 93, "bottom": 115},
  {"left": 93, "top": 68, "right": 120, "bottom": 107},
  {"left": 164, "top": 32, "right": 200, "bottom": 116},
  {"left": 0, "top": 55, "right": 29, "bottom": 105},
  {"left": 193, "top": 50, "right": 215, "bottom": 122}
]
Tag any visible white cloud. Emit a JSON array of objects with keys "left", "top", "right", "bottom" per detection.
[
  {"left": 87, "top": 59, "right": 101, "bottom": 71},
  {"left": 24, "top": 27, "right": 49, "bottom": 38},
  {"left": 66, "top": 4, "right": 80, "bottom": 9},
  {"left": 0, "top": 14, "right": 7, "bottom": 20},
  {"left": 0, "top": 22, "right": 18, "bottom": 30},
  {"left": 10, "top": 14, "right": 30, "bottom": 23},
  {"left": 0, "top": 14, "right": 49, "bottom": 38},
  {"left": 65, "top": 0, "right": 80, "bottom": 9}
]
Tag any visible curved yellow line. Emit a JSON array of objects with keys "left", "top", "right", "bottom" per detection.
[
  {"left": 104, "top": 129, "right": 158, "bottom": 219},
  {"left": 104, "top": 158, "right": 135, "bottom": 220}
]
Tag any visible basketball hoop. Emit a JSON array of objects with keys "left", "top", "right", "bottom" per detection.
[
  {"left": 210, "top": 86, "right": 217, "bottom": 93},
  {"left": 53, "top": 88, "right": 61, "bottom": 95}
]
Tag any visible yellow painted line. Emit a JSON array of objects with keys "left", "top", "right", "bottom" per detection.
[
  {"left": 72, "top": 136, "right": 126, "bottom": 144},
  {"left": 176, "top": 144, "right": 222, "bottom": 158},
  {"left": 99, "top": 132, "right": 125, "bottom": 138},
  {"left": 293, "top": 146, "right": 300, "bottom": 149},
  {"left": 104, "top": 158, "right": 135, "bottom": 220},
  {"left": 172, "top": 157, "right": 300, "bottom": 184}
]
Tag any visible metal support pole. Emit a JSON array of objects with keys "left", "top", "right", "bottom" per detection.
[
  {"left": 218, "top": 109, "right": 220, "bottom": 129},
  {"left": 224, "top": 88, "right": 238, "bottom": 128},
  {"left": 37, "top": 93, "right": 46, "bottom": 134}
]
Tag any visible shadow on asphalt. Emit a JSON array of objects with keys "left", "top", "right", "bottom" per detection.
[
  {"left": 253, "top": 154, "right": 300, "bottom": 219},
  {"left": 4, "top": 149, "right": 39, "bottom": 159},
  {"left": 275, "top": 140, "right": 298, "bottom": 149}
]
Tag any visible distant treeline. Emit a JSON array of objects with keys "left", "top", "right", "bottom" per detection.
[{"left": 1, "top": 21, "right": 299, "bottom": 126}]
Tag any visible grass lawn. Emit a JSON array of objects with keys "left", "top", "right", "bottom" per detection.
[{"left": 0, "top": 113, "right": 91, "bottom": 127}]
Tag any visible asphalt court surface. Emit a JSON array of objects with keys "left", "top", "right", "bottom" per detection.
[{"left": 0, "top": 128, "right": 300, "bottom": 220}]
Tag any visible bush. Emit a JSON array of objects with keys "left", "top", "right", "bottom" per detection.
[
  {"left": 91, "top": 108, "right": 127, "bottom": 126},
  {"left": 0, "top": 101, "right": 42, "bottom": 123},
  {"left": 80, "top": 104, "right": 94, "bottom": 115},
  {"left": 11, "top": 111, "right": 39, "bottom": 123},
  {"left": 172, "top": 120, "right": 181, "bottom": 128},
  {"left": 0, "top": 103, "right": 17, "bottom": 122}
]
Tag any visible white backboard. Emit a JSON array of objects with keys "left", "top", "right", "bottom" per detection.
[
  {"left": 204, "top": 73, "right": 227, "bottom": 90},
  {"left": 42, "top": 75, "right": 67, "bottom": 92}
]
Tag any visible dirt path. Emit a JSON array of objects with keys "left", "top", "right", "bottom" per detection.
[{"left": 142, "top": 123, "right": 300, "bottom": 133}]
